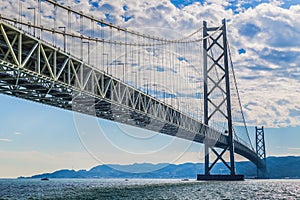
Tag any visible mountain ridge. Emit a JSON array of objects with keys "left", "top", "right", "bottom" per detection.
[{"left": 21, "top": 156, "right": 300, "bottom": 179}]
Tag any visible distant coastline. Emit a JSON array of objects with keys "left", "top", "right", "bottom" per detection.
[{"left": 18, "top": 156, "right": 300, "bottom": 179}]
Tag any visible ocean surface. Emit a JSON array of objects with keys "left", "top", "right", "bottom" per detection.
[{"left": 0, "top": 178, "right": 299, "bottom": 199}]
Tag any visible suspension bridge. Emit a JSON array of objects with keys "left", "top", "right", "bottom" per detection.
[{"left": 0, "top": 0, "right": 267, "bottom": 180}]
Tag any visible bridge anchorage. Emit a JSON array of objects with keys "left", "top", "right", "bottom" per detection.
[{"left": 0, "top": 0, "right": 266, "bottom": 181}]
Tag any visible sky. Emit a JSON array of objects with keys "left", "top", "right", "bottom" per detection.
[{"left": 0, "top": 0, "right": 300, "bottom": 178}]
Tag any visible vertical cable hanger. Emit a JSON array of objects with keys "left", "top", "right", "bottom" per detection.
[
  {"left": 80, "top": 14, "right": 83, "bottom": 61},
  {"left": 53, "top": 3, "right": 56, "bottom": 47},
  {"left": 19, "top": 0, "right": 22, "bottom": 28},
  {"left": 125, "top": 30, "right": 128, "bottom": 83},
  {"left": 91, "top": 17, "right": 94, "bottom": 67},
  {"left": 38, "top": 0, "right": 41, "bottom": 38},
  {"left": 109, "top": 26, "right": 113, "bottom": 75},
  {"left": 114, "top": 38, "right": 116, "bottom": 77},
  {"left": 68, "top": 9, "right": 71, "bottom": 54}
]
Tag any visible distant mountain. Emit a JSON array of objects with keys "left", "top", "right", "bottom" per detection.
[{"left": 23, "top": 156, "right": 300, "bottom": 179}]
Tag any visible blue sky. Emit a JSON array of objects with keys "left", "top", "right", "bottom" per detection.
[
  {"left": 0, "top": 0, "right": 300, "bottom": 178},
  {"left": 0, "top": 94, "right": 299, "bottom": 178}
]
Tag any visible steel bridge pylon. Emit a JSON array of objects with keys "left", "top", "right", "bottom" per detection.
[
  {"left": 256, "top": 126, "right": 268, "bottom": 178},
  {"left": 197, "top": 19, "right": 244, "bottom": 181}
]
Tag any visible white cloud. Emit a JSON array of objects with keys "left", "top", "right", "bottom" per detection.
[
  {"left": 288, "top": 148, "right": 300, "bottom": 151},
  {"left": 0, "top": 0, "right": 299, "bottom": 128},
  {"left": 228, "top": 3, "right": 300, "bottom": 127},
  {"left": 0, "top": 138, "right": 12, "bottom": 142}
]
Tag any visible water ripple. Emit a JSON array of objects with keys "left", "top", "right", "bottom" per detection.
[{"left": 0, "top": 179, "right": 299, "bottom": 200}]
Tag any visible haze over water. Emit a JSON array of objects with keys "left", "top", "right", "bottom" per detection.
[{"left": 0, "top": 178, "right": 299, "bottom": 199}]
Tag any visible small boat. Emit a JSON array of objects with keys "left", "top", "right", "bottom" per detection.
[
  {"left": 181, "top": 178, "right": 189, "bottom": 181},
  {"left": 41, "top": 178, "right": 49, "bottom": 181}
]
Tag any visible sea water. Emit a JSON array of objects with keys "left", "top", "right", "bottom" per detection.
[{"left": 0, "top": 178, "right": 299, "bottom": 199}]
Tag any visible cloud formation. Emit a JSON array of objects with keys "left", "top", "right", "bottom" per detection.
[
  {"left": 229, "top": 3, "right": 300, "bottom": 127},
  {"left": 0, "top": 138, "right": 12, "bottom": 142},
  {"left": 0, "top": 0, "right": 299, "bottom": 128}
]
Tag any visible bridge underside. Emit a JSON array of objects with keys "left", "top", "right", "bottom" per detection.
[
  {"left": 0, "top": 20, "right": 265, "bottom": 170},
  {"left": 0, "top": 61, "right": 264, "bottom": 169}
]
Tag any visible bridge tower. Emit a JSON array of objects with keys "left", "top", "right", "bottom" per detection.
[
  {"left": 256, "top": 126, "right": 268, "bottom": 178},
  {"left": 197, "top": 19, "right": 244, "bottom": 181}
]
